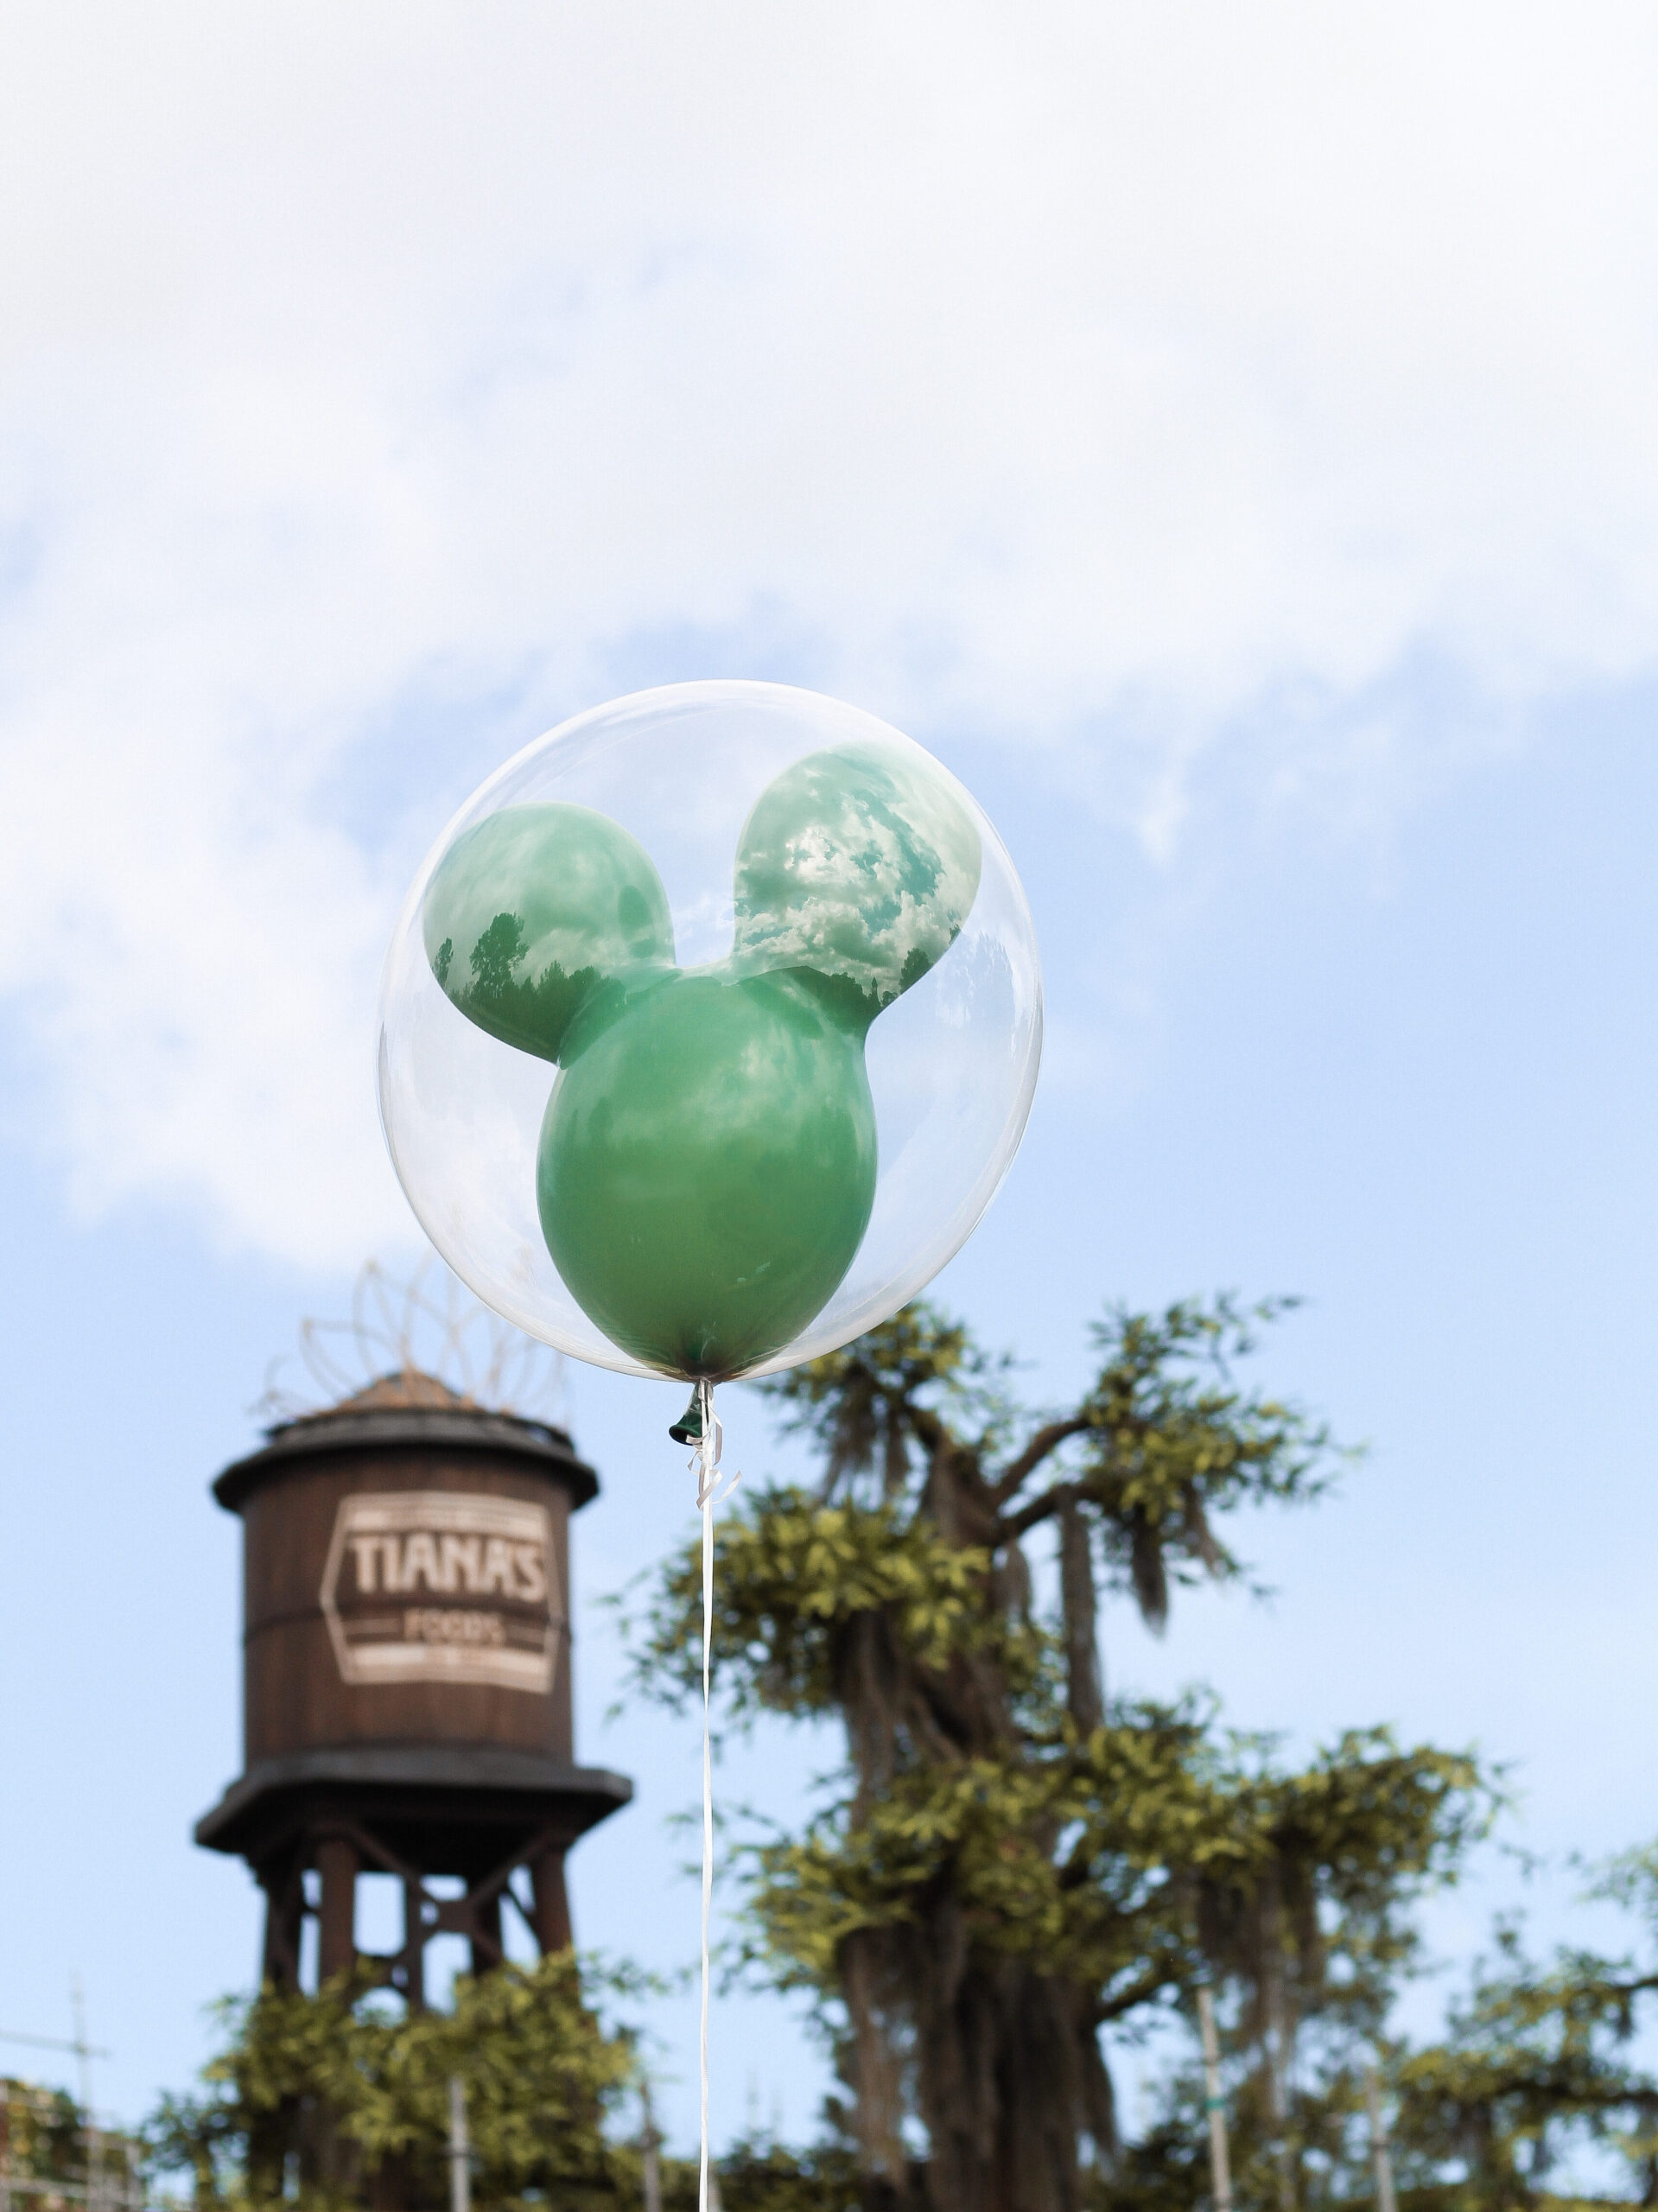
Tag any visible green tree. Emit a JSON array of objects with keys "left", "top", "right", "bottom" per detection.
[
  {"left": 148, "top": 1961, "right": 880, "bottom": 2210},
  {"left": 634, "top": 1300, "right": 1490, "bottom": 2212},
  {"left": 1387, "top": 1847, "right": 1658, "bottom": 2208},
  {"left": 147, "top": 1955, "right": 638, "bottom": 2209}
]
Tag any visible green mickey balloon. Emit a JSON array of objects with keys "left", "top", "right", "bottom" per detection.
[{"left": 421, "top": 741, "right": 981, "bottom": 1379}]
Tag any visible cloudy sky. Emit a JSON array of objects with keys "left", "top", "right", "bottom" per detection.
[{"left": 3, "top": 1, "right": 1658, "bottom": 2156}]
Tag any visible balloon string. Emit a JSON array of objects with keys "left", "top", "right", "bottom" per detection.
[{"left": 690, "top": 1380, "right": 739, "bottom": 2212}]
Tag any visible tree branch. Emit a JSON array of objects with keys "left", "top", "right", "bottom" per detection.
[
  {"left": 1091, "top": 1965, "right": 1178, "bottom": 2027},
  {"left": 989, "top": 1416, "right": 1095, "bottom": 1507},
  {"left": 1003, "top": 1479, "right": 1086, "bottom": 1541}
]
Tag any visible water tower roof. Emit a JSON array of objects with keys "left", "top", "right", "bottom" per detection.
[
  {"left": 314, "top": 1368, "right": 474, "bottom": 1414},
  {"left": 213, "top": 1378, "right": 598, "bottom": 1515}
]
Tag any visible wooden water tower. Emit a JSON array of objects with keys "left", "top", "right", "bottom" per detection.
[{"left": 194, "top": 1371, "right": 631, "bottom": 2001}]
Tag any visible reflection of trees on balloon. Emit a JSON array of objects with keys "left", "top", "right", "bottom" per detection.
[
  {"left": 423, "top": 799, "right": 677, "bottom": 1062},
  {"left": 421, "top": 742, "right": 982, "bottom": 1380}
]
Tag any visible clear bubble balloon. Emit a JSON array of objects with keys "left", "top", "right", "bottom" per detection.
[{"left": 378, "top": 682, "right": 1042, "bottom": 1382}]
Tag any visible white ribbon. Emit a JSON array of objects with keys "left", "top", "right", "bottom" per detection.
[{"left": 689, "top": 1378, "right": 739, "bottom": 2212}]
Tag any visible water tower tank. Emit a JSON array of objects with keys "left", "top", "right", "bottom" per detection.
[{"left": 194, "top": 1372, "right": 631, "bottom": 1999}]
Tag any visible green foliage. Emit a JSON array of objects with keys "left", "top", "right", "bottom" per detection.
[
  {"left": 1107, "top": 1844, "right": 1658, "bottom": 2212},
  {"left": 2, "top": 2076, "right": 86, "bottom": 2184},
  {"left": 147, "top": 1955, "right": 638, "bottom": 2209},
  {"left": 633, "top": 1484, "right": 1005, "bottom": 1719},
  {"left": 1069, "top": 1298, "right": 1341, "bottom": 1624},
  {"left": 712, "top": 2133, "right": 867, "bottom": 2210},
  {"left": 145, "top": 1964, "right": 882, "bottom": 2212},
  {"left": 743, "top": 1714, "right": 1485, "bottom": 2020},
  {"left": 765, "top": 1303, "right": 1009, "bottom": 1493},
  {"left": 1106, "top": 2045, "right": 1381, "bottom": 2212},
  {"left": 1388, "top": 1890, "right": 1658, "bottom": 2209}
]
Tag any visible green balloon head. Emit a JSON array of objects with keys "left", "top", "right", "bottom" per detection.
[{"left": 422, "top": 741, "right": 981, "bottom": 1379}]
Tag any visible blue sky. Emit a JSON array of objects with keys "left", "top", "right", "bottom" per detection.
[{"left": 3, "top": 2, "right": 1658, "bottom": 2162}]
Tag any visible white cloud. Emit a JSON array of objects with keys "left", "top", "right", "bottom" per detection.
[{"left": 1, "top": 3, "right": 1655, "bottom": 1262}]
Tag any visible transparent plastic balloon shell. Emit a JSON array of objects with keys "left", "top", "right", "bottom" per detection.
[{"left": 378, "top": 681, "right": 1042, "bottom": 1381}]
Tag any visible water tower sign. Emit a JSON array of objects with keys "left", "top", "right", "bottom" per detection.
[{"left": 321, "top": 1490, "right": 559, "bottom": 1693}]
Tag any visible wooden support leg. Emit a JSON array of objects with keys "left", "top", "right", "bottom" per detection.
[
  {"left": 470, "top": 1888, "right": 503, "bottom": 1980},
  {"left": 530, "top": 1847, "right": 572, "bottom": 1955},
  {"left": 315, "top": 1837, "right": 359, "bottom": 1987},
  {"left": 258, "top": 1853, "right": 304, "bottom": 1989},
  {"left": 402, "top": 1876, "right": 428, "bottom": 2011}
]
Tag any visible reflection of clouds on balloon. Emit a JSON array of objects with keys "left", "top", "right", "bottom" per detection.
[
  {"left": 418, "top": 735, "right": 982, "bottom": 1378},
  {"left": 732, "top": 742, "right": 981, "bottom": 1019}
]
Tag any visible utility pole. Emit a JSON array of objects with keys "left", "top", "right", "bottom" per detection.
[
  {"left": 71, "top": 1980, "right": 102, "bottom": 2212},
  {"left": 1365, "top": 2064, "right": 1397, "bottom": 2212},
  {"left": 447, "top": 2075, "right": 471, "bottom": 2212},
  {"left": 640, "top": 2078, "right": 663, "bottom": 2212},
  {"left": 1197, "top": 1987, "right": 1234, "bottom": 2212}
]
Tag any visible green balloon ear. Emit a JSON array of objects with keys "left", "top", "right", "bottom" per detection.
[
  {"left": 731, "top": 741, "right": 981, "bottom": 1025},
  {"left": 422, "top": 804, "right": 676, "bottom": 1062}
]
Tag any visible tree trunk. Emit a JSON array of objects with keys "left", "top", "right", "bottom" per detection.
[
  {"left": 1058, "top": 1503, "right": 1103, "bottom": 1733},
  {"left": 842, "top": 1928, "right": 910, "bottom": 2185},
  {"left": 1260, "top": 1882, "right": 1297, "bottom": 2212},
  {"left": 840, "top": 1445, "right": 1107, "bottom": 2210},
  {"left": 893, "top": 1889, "right": 1102, "bottom": 2212}
]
